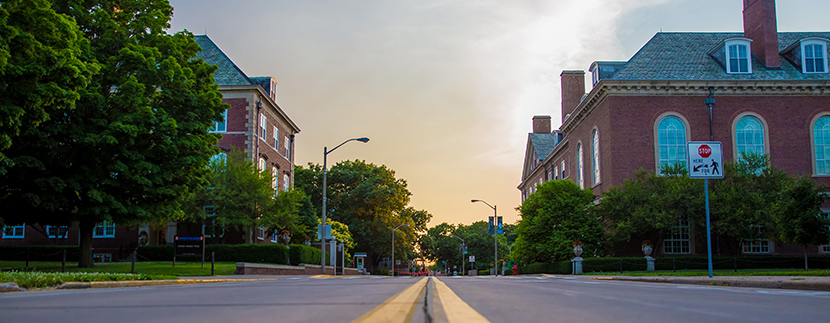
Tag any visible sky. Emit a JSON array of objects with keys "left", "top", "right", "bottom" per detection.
[{"left": 167, "top": 0, "right": 830, "bottom": 227}]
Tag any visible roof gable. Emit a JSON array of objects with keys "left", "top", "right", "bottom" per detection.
[{"left": 194, "top": 35, "right": 254, "bottom": 86}]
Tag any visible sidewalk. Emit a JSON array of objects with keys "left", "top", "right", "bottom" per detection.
[{"left": 582, "top": 275, "right": 830, "bottom": 291}]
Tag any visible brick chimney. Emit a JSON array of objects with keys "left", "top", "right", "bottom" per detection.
[
  {"left": 532, "top": 116, "right": 551, "bottom": 133},
  {"left": 743, "top": 0, "right": 779, "bottom": 69},
  {"left": 560, "top": 70, "right": 585, "bottom": 123}
]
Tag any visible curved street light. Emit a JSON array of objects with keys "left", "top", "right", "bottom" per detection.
[
  {"left": 321, "top": 137, "right": 369, "bottom": 274},
  {"left": 451, "top": 235, "right": 466, "bottom": 276},
  {"left": 391, "top": 223, "right": 410, "bottom": 276},
  {"left": 472, "top": 199, "right": 499, "bottom": 276}
]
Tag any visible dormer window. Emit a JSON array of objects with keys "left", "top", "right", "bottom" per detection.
[
  {"left": 802, "top": 40, "right": 827, "bottom": 74},
  {"left": 725, "top": 39, "right": 752, "bottom": 74}
]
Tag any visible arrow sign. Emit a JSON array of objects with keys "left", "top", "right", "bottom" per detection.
[{"left": 687, "top": 141, "right": 723, "bottom": 179}]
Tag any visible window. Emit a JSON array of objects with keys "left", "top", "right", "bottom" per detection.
[
  {"left": 93, "top": 254, "right": 112, "bottom": 263},
  {"left": 802, "top": 40, "right": 827, "bottom": 74},
  {"left": 812, "top": 116, "right": 830, "bottom": 175},
  {"left": 210, "top": 152, "right": 227, "bottom": 167},
  {"left": 257, "top": 226, "right": 266, "bottom": 240},
  {"left": 726, "top": 40, "right": 751, "bottom": 74},
  {"left": 260, "top": 114, "right": 267, "bottom": 139},
  {"left": 213, "top": 110, "right": 227, "bottom": 132},
  {"left": 283, "top": 174, "right": 290, "bottom": 191},
  {"left": 734, "top": 115, "right": 766, "bottom": 161},
  {"left": 259, "top": 158, "right": 266, "bottom": 171},
  {"left": 278, "top": 126, "right": 280, "bottom": 151},
  {"left": 742, "top": 225, "right": 770, "bottom": 253},
  {"left": 591, "top": 129, "right": 600, "bottom": 186},
  {"left": 93, "top": 221, "right": 115, "bottom": 238},
  {"left": 664, "top": 216, "right": 690, "bottom": 254},
  {"left": 2, "top": 224, "right": 24, "bottom": 238},
  {"left": 656, "top": 115, "right": 688, "bottom": 174},
  {"left": 560, "top": 160, "right": 566, "bottom": 179},
  {"left": 554, "top": 166, "right": 559, "bottom": 180},
  {"left": 272, "top": 167, "right": 279, "bottom": 196},
  {"left": 576, "top": 143, "right": 584, "bottom": 188},
  {"left": 271, "top": 229, "right": 279, "bottom": 243},
  {"left": 284, "top": 137, "right": 291, "bottom": 160},
  {"left": 47, "top": 225, "right": 69, "bottom": 238}
]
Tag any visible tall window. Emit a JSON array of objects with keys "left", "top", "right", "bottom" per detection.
[
  {"left": 257, "top": 226, "right": 266, "bottom": 240},
  {"left": 213, "top": 110, "right": 227, "bottom": 132},
  {"left": 560, "top": 160, "right": 566, "bottom": 179},
  {"left": 813, "top": 116, "right": 830, "bottom": 175},
  {"left": 2, "top": 224, "right": 24, "bottom": 238},
  {"left": 258, "top": 158, "right": 266, "bottom": 171},
  {"left": 272, "top": 167, "right": 278, "bottom": 196},
  {"left": 657, "top": 116, "right": 687, "bottom": 174},
  {"left": 726, "top": 40, "right": 751, "bottom": 74},
  {"left": 47, "top": 225, "right": 69, "bottom": 238},
  {"left": 284, "top": 137, "right": 291, "bottom": 159},
  {"left": 664, "top": 216, "right": 690, "bottom": 254},
  {"left": 803, "top": 41, "right": 827, "bottom": 74},
  {"left": 259, "top": 114, "right": 267, "bottom": 139},
  {"left": 735, "top": 116, "right": 765, "bottom": 161},
  {"left": 93, "top": 221, "right": 115, "bottom": 238},
  {"left": 591, "top": 129, "right": 600, "bottom": 186},
  {"left": 742, "top": 225, "right": 770, "bottom": 253},
  {"left": 283, "top": 174, "right": 290, "bottom": 191},
  {"left": 273, "top": 126, "right": 279, "bottom": 148},
  {"left": 576, "top": 143, "right": 584, "bottom": 188}
]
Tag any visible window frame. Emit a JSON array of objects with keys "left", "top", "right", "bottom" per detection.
[
  {"left": 725, "top": 39, "right": 752, "bottom": 74},
  {"left": 284, "top": 137, "right": 291, "bottom": 159},
  {"left": 283, "top": 174, "right": 290, "bottom": 192},
  {"left": 576, "top": 142, "right": 584, "bottom": 189},
  {"left": 731, "top": 113, "right": 769, "bottom": 162},
  {"left": 654, "top": 113, "right": 691, "bottom": 175},
  {"left": 273, "top": 126, "right": 279, "bottom": 148},
  {"left": 664, "top": 216, "right": 691, "bottom": 254},
  {"left": 801, "top": 39, "right": 828, "bottom": 74},
  {"left": 93, "top": 221, "right": 116, "bottom": 238},
  {"left": 259, "top": 114, "right": 267, "bottom": 140},
  {"left": 591, "top": 128, "right": 600, "bottom": 186},
  {"left": 560, "top": 160, "right": 566, "bottom": 179},
  {"left": 212, "top": 110, "right": 228, "bottom": 132},
  {"left": 810, "top": 113, "right": 830, "bottom": 176},
  {"left": 46, "top": 225, "right": 69, "bottom": 239},
  {"left": 2, "top": 224, "right": 25, "bottom": 239}
]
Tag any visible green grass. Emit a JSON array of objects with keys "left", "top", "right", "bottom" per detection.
[
  {"left": 0, "top": 261, "right": 237, "bottom": 277},
  {"left": 0, "top": 271, "right": 175, "bottom": 289},
  {"left": 582, "top": 268, "right": 830, "bottom": 277}
]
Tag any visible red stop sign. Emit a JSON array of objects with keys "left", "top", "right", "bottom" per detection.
[{"left": 698, "top": 145, "right": 712, "bottom": 158}]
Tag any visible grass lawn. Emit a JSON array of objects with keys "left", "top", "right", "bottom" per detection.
[
  {"left": 0, "top": 261, "right": 237, "bottom": 277},
  {"left": 582, "top": 268, "right": 830, "bottom": 277}
]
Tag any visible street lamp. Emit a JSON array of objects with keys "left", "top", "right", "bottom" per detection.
[
  {"left": 392, "top": 223, "right": 410, "bottom": 276},
  {"left": 451, "top": 235, "right": 465, "bottom": 276},
  {"left": 472, "top": 199, "right": 498, "bottom": 277},
  {"left": 321, "top": 137, "right": 369, "bottom": 274}
]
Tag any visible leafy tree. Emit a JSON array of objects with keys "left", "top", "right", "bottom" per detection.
[
  {"left": 0, "top": 0, "right": 227, "bottom": 267},
  {"left": 0, "top": 0, "right": 96, "bottom": 172},
  {"left": 596, "top": 165, "right": 703, "bottom": 256},
  {"left": 419, "top": 222, "right": 460, "bottom": 271},
  {"left": 454, "top": 221, "right": 509, "bottom": 272},
  {"left": 515, "top": 180, "right": 603, "bottom": 263},
  {"left": 775, "top": 176, "right": 830, "bottom": 270}
]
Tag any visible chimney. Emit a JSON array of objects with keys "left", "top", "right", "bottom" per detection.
[
  {"left": 532, "top": 116, "right": 551, "bottom": 134},
  {"left": 560, "top": 70, "right": 585, "bottom": 123},
  {"left": 743, "top": 0, "right": 779, "bottom": 69}
]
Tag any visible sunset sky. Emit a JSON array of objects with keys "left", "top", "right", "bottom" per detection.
[{"left": 168, "top": 0, "right": 830, "bottom": 227}]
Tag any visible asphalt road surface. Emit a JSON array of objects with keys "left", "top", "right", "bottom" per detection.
[{"left": 1, "top": 275, "right": 829, "bottom": 322}]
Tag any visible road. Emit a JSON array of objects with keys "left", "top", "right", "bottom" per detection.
[{"left": 1, "top": 275, "right": 828, "bottom": 322}]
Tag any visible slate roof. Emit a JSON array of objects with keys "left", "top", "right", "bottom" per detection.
[
  {"left": 528, "top": 133, "right": 558, "bottom": 160},
  {"left": 194, "top": 35, "right": 254, "bottom": 86},
  {"left": 610, "top": 32, "right": 830, "bottom": 81}
]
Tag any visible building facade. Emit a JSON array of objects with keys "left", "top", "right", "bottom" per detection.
[{"left": 519, "top": 0, "right": 830, "bottom": 256}]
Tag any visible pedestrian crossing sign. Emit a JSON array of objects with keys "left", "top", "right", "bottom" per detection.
[{"left": 687, "top": 141, "right": 724, "bottom": 179}]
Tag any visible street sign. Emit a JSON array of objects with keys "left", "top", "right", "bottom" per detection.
[
  {"left": 469, "top": 256, "right": 475, "bottom": 262},
  {"left": 317, "top": 224, "right": 332, "bottom": 239},
  {"left": 687, "top": 141, "right": 724, "bottom": 179}
]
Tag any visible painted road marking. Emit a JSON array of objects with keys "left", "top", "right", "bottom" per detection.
[
  {"left": 352, "top": 277, "right": 428, "bottom": 323},
  {"left": 432, "top": 277, "right": 490, "bottom": 323}
]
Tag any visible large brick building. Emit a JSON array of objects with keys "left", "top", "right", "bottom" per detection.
[{"left": 519, "top": 0, "right": 830, "bottom": 256}]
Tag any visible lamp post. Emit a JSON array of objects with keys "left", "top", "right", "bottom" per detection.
[
  {"left": 392, "top": 223, "right": 410, "bottom": 276},
  {"left": 472, "top": 199, "right": 498, "bottom": 277},
  {"left": 452, "top": 235, "right": 465, "bottom": 276},
  {"left": 321, "top": 137, "right": 369, "bottom": 274}
]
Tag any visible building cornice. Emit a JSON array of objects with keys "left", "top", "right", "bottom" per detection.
[{"left": 560, "top": 79, "right": 830, "bottom": 134}]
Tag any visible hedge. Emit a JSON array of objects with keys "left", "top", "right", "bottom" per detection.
[
  {"left": 0, "top": 246, "right": 81, "bottom": 261},
  {"left": 519, "top": 255, "right": 830, "bottom": 274},
  {"left": 288, "top": 244, "right": 323, "bottom": 266},
  {"left": 135, "top": 244, "right": 289, "bottom": 264}
]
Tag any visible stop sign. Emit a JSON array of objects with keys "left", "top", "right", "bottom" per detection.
[{"left": 698, "top": 144, "right": 712, "bottom": 158}]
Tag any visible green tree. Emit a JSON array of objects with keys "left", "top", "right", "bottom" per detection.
[
  {"left": 775, "top": 176, "right": 830, "bottom": 270},
  {"left": 0, "top": 0, "right": 227, "bottom": 267},
  {"left": 0, "top": 0, "right": 96, "bottom": 172},
  {"left": 515, "top": 180, "right": 603, "bottom": 264},
  {"left": 419, "top": 222, "right": 461, "bottom": 271}
]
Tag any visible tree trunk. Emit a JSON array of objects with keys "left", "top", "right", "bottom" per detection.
[
  {"left": 804, "top": 245, "right": 808, "bottom": 272},
  {"left": 78, "top": 220, "right": 95, "bottom": 268}
]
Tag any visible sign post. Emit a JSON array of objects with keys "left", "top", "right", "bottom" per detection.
[{"left": 687, "top": 141, "right": 723, "bottom": 278}]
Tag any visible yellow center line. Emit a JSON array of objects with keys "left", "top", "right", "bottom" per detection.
[
  {"left": 432, "top": 277, "right": 490, "bottom": 323},
  {"left": 352, "top": 277, "right": 428, "bottom": 323}
]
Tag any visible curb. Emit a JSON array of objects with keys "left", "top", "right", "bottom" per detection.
[
  {"left": 590, "top": 276, "right": 830, "bottom": 291},
  {"left": 1, "top": 282, "right": 25, "bottom": 292},
  {"left": 57, "top": 278, "right": 280, "bottom": 290}
]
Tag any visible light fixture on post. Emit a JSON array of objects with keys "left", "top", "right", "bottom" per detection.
[
  {"left": 392, "top": 223, "right": 410, "bottom": 276},
  {"left": 321, "top": 137, "right": 369, "bottom": 274},
  {"left": 472, "top": 199, "right": 499, "bottom": 277}
]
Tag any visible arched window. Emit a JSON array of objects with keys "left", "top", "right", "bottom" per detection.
[
  {"left": 591, "top": 129, "right": 600, "bottom": 186},
  {"left": 576, "top": 143, "right": 584, "bottom": 188},
  {"left": 209, "top": 152, "right": 227, "bottom": 167},
  {"left": 813, "top": 116, "right": 830, "bottom": 175},
  {"left": 734, "top": 115, "right": 765, "bottom": 161},
  {"left": 656, "top": 115, "right": 688, "bottom": 174}
]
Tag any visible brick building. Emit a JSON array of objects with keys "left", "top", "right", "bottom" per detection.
[{"left": 519, "top": 0, "right": 830, "bottom": 256}]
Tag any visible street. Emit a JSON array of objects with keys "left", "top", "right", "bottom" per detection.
[{"left": 1, "top": 275, "right": 829, "bottom": 322}]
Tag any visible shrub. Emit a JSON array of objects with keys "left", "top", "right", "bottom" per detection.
[
  {"left": 288, "top": 244, "right": 321, "bottom": 265},
  {"left": 0, "top": 246, "right": 80, "bottom": 261}
]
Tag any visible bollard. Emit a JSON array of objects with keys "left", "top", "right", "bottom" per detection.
[
  {"left": 620, "top": 258, "right": 623, "bottom": 274},
  {"left": 673, "top": 258, "right": 676, "bottom": 272},
  {"left": 26, "top": 248, "right": 30, "bottom": 268},
  {"left": 131, "top": 249, "right": 137, "bottom": 274},
  {"left": 62, "top": 249, "right": 66, "bottom": 272},
  {"left": 211, "top": 252, "right": 215, "bottom": 276},
  {"left": 734, "top": 256, "right": 737, "bottom": 273}
]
